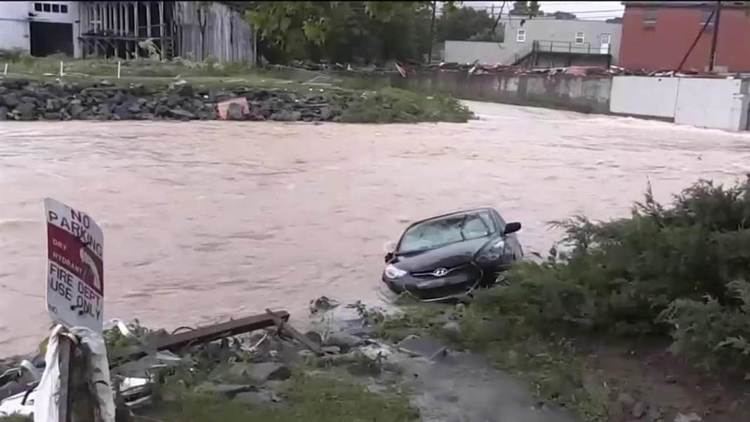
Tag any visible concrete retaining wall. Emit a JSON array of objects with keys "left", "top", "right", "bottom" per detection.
[
  {"left": 610, "top": 76, "right": 679, "bottom": 119},
  {"left": 675, "top": 78, "right": 749, "bottom": 131},
  {"left": 610, "top": 76, "right": 750, "bottom": 131},
  {"left": 392, "top": 71, "right": 611, "bottom": 114}
]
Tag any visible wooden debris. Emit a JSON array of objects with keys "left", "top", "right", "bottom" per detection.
[
  {"left": 112, "top": 311, "right": 289, "bottom": 364},
  {"left": 265, "top": 309, "right": 324, "bottom": 356}
]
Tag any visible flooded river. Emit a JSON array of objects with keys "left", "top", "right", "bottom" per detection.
[{"left": 1, "top": 101, "right": 749, "bottom": 356}]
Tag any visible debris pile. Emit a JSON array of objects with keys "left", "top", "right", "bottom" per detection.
[{"left": 0, "top": 304, "right": 416, "bottom": 420}]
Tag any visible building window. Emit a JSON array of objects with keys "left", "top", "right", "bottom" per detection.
[
  {"left": 34, "top": 2, "right": 68, "bottom": 14},
  {"left": 516, "top": 28, "right": 526, "bottom": 42},
  {"left": 575, "top": 32, "right": 585, "bottom": 45},
  {"left": 643, "top": 8, "right": 658, "bottom": 25}
]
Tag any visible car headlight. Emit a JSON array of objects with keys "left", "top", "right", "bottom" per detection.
[
  {"left": 384, "top": 264, "right": 408, "bottom": 279},
  {"left": 477, "top": 239, "right": 506, "bottom": 263},
  {"left": 491, "top": 239, "right": 506, "bottom": 250}
]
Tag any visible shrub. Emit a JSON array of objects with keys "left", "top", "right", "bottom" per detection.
[
  {"left": 659, "top": 280, "right": 750, "bottom": 374},
  {"left": 338, "top": 88, "right": 473, "bottom": 123},
  {"left": 478, "top": 178, "right": 750, "bottom": 374}
]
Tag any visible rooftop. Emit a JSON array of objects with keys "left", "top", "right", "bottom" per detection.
[{"left": 622, "top": 1, "right": 749, "bottom": 8}]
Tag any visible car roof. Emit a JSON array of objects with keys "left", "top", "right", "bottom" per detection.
[{"left": 407, "top": 207, "right": 497, "bottom": 228}]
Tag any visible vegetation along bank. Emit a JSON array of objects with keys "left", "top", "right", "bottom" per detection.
[{"left": 375, "top": 178, "right": 750, "bottom": 422}]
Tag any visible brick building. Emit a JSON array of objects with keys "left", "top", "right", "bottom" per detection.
[{"left": 619, "top": 1, "right": 750, "bottom": 72}]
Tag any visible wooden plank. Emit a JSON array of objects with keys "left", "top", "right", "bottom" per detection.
[
  {"left": 111, "top": 311, "right": 289, "bottom": 364},
  {"left": 266, "top": 308, "right": 324, "bottom": 356},
  {"left": 120, "top": 3, "right": 125, "bottom": 36},
  {"left": 146, "top": 2, "right": 151, "bottom": 38},
  {"left": 159, "top": 1, "right": 165, "bottom": 58},
  {"left": 134, "top": 2, "right": 139, "bottom": 38}
]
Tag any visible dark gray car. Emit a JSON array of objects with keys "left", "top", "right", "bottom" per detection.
[{"left": 382, "top": 208, "right": 523, "bottom": 301}]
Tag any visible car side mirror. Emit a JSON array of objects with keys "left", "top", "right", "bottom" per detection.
[
  {"left": 384, "top": 252, "right": 394, "bottom": 263},
  {"left": 503, "top": 222, "right": 522, "bottom": 235}
]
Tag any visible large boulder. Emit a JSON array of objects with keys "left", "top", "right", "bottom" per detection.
[
  {"left": 324, "top": 332, "right": 365, "bottom": 351},
  {"left": 1, "top": 93, "right": 20, "bottom": 108},
  {"left": 174, "top": 83, "right": 194, "bottom": 97},
  {"left": 68, "top": 100, "right": 84, "bottom": 118},
  {"left": 46, "top": 98, "right": 62, "bottom": 111},
  {"left": 13, "top": 102, "right": 36, "bottom": 120}
]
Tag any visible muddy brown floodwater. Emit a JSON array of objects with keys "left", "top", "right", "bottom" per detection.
[{"left": 1, "top": 101, "right": 749, "bottom": 356}]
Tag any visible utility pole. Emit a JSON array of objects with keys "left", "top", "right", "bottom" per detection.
[
  {"left": 709, "top": 1, "right": 722, "bottom": 72},
  {"left": 427, "top": 0, "right": 437, "bottom": 64}
]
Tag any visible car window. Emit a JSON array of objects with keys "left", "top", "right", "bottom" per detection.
[
  {"left": 398, "top": 212, "right": 491, "bottom": 253},
  {"left": 478, "top": 211, "right": 497, "bottom": 233}
]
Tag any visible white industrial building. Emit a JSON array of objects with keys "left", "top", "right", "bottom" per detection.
[
  {"left": 0, "top": 1, "right": 255, "bottom": 62},
  {"left": 0, "top": 1, "right": 81, "bottom": 57}
]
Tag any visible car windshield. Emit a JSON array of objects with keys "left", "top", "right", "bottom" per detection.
[{"left": 398, "top": 212, "right": 493, "bottom": 254}]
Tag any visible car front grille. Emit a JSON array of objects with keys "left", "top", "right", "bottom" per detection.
[{"left": 412, "top": 263, "right": 477, "bottom": 279}]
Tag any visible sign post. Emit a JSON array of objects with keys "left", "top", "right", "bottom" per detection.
[{"left": 43, "top": 199, "right": 104, "bottom": 422}]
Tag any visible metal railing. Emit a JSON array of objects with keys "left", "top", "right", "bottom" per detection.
[{"left": 532, "top": 40, "right": 611, "bottom": 55}]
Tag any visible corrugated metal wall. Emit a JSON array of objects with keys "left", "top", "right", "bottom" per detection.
[{"left": 174, "top": 1, "right": 254, "bottom": 63}]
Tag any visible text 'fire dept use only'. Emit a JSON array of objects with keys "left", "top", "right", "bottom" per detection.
[{"left": 44, "top": 198, "right": 104, "bottom": 332}]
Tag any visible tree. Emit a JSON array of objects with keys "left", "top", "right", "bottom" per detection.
[
  {"left": 510, "top": 1, "right": 542, "bottom": 17},
  {"left": 437, "top": 6, "right": 495, "bottom": 41},
  {"left": 245, "top": 1, "right": 443, "bottom": 64},
  {"left": 528, "top": 1, "right": 542, "bottom": 17},
  {"left": 551, "top": 11, "right": 577, "bottom": 20},
  {"left": 509, "top": 1, "right": 529, "bottom": 16}
]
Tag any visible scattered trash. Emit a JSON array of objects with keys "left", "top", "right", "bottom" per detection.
[
  {"left": 0, "top": 390, "right": 35, "bottom": 418},
  {"left": 216, "top": 97, "right": 249, "bottom": 120}
]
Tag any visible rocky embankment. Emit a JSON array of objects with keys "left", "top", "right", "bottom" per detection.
[{"left": 0, "top": 79, "right": 347, "bottom": 122}]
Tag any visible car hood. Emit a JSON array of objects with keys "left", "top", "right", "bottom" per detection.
[{"left": 391, "top": 237, "right": 490, "bottom": 273}]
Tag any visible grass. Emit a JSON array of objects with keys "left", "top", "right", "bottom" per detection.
[{"left": 145, "top": 372, "right": 418, "bottom": 422}]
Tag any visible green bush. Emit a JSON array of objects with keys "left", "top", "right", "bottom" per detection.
[
  {"left": 659, "top": 280, "right": 750, "bottom": 373},
  {"left": 339, "top": 88, "right": 473, "bottom": 123},
  {"left": 480, "top": 178, "right": 750, "bottom": 374}
]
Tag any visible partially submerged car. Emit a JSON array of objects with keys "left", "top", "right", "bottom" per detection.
[{"left": 382, "top": 208, "right": 523, "bottom": 301}]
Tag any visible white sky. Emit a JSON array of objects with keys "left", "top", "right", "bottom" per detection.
[{"left": 462, "top": 1, "right": 625, "bottom": 20}]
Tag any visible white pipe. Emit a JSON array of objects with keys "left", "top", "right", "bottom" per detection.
[
  {"left": 117, "top": 61, "right": 121, "bottom": 79},
  {"left": 59, "top": 61, "right": 64, "bottom": 77},
  {"left": 3, "top": 63, "right": 7, "bottom": 75}
]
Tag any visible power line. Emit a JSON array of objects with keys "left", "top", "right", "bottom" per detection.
[{"left": 465, "top": 5, "right": 623, "bottom": 14}]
